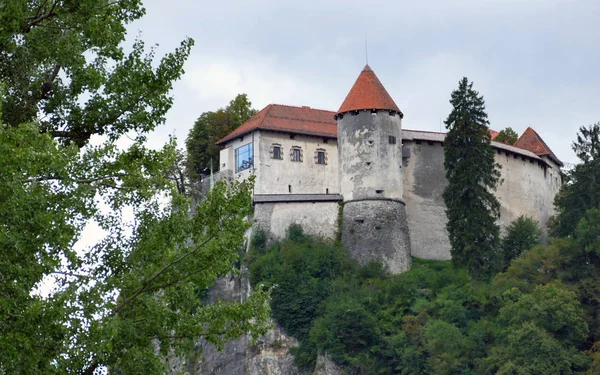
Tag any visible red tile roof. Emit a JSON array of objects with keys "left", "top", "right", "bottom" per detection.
[
  {"left": 216, "top": 104, "right": 337, "bottom": 145},
  {"left": 216, "top": 105, "right": 561, "bottom": 166},
  {"left": 337, "top": 64, "right": 402, "bottom": 116},
  {"left": 514, "top": 127, "right": 562, "bottom": 166}
]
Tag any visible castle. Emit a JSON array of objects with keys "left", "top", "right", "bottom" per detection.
[{"left": 214, "top": 65, "right": 563, "bottom": 273}]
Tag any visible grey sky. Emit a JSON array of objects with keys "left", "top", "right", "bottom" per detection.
[{"left": 129, "top": 0, "right": 599, "bottom": 165}]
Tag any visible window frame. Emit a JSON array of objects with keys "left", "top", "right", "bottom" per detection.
[
  {"left": 290, "top": 146, "right": 303, "bottom": 162},
  {"left": 235, "top": 143, "right": 254, "bottom": 173},
  {"left": 315, "top": 148, "right": 327, "bottom": 165},
  {"left": 270, "top": 143, "right": 283, "bottom": 160}
]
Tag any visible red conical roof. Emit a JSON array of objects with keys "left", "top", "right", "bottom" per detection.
[{"left": 337, "top": 64, "right": 401, "bottom": 115}]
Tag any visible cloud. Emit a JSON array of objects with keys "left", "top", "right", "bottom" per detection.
[{"left": 184, "top": 53, "right": 341, "bottom": 111}]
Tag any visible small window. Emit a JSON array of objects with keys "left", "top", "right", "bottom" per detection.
[
  {"left": 389, "top": 136, "right": 397, "bottom": 144},
  {"left": 235, "top": 143, "right": 253, "bottom": 173},
  {"left": 326, "top": 188, "right": 329, "bottom": 194},
  {"left": 290, "top": 147, "right": 303, "bottom": 162},
  {"left": 288, "top": 185, "right": 292, "bottom": 193},
  {"left": 290, "top": 134, "right": 295, "bottom": 140},
  {"left": 315, "top": 150, "right": 327, "bottom": 165},
  {"left": 271, "top": 144, "right": 282, "bottom": 160},
  {"left": 415, "top": 140, "right": 421, "bottom": 145},
  {"left": 323, "top": 138, "right": 328, "bottom": 144}
]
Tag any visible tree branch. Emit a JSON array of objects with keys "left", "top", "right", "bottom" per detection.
[
  {"left": 111, "top": 219, "right": 232, "bottom": 316},
  {"left": 23, "top": 173, "right": 130, "bottom": 184}
]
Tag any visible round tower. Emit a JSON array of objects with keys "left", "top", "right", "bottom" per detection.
[{"left": 335, "top": 64, "right": 411, "bottom": 274}]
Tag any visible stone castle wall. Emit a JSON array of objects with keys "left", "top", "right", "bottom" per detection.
[
  {"left": 403, "top": 138, "right": 562, "bottom": 260},
  {"left": 218, "top": 129, "right": 561, "bottom": 263}
]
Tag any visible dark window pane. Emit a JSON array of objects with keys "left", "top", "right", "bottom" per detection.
[
  {"left": 292, "top": 148, "right": 301, "bottom": 162},
  {"left": 317, "top": 151, "right": 325, "bottom": 164}
]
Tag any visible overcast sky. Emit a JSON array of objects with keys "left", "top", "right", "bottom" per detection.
[{"left": 127, "top": 0, "right": 599, "bottom": 165}]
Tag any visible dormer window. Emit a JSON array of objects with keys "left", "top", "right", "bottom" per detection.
[
  {"left": 290, "top": 147, "right": 303, "bottom": 162},
  {"left": 270, "top": 144, "right": 283, "bottom": 160}
]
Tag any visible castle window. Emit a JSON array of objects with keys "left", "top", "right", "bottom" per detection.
[
  {"left": 290, "top": 147, "right": 303, "bottom": 162},
  {"left": 389, "top": 136, "right": 397, "bottom": 145},
  {"left": 235, "top": 143, "right": 253, "bottom": 173},
  {"left": 270, "top": 144, "right": 282, "bottom": 160},
  {"left": 315, "top": 149, "right": 327, "bottom": 165}
]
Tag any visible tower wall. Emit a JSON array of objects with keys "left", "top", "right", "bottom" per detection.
[
  {"left": 337, "top": 110, "right": 411, "bottom": 273},
  {"left": 337, "top": 111, "right": 403, "bottom": 200}
]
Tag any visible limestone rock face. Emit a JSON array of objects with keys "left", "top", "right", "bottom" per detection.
[
  {"left": 169, "top": 271, "right": 341, "bottom": 375},
  {"left": 313, "top": 355, "right": 344, "bottom": 375}
]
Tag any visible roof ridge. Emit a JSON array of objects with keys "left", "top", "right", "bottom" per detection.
[
  {"left": 269, "top": 103, "right": 337, "bottom": 113},
  {"left": 403, "top": 129, "right": 446, "bottom": 135},
  {"left": 268, "top": 114, "right": 336, "bottom": 125}
]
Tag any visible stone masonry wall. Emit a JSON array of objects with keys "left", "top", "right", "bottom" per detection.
[
  {"left": 253, "top": 201, "right": 340, "bottom": 241},
  {"left": 341, "top": 200, "right": 411, "bottom": 274},
  {"left": 403, "top": 140, "right": 561, "bottom": 260}
]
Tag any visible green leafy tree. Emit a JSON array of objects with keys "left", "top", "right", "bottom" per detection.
[
  {"left": 1, "top": 0, "right": 193, "bottom": 146},
  {"left": 494, "top": 127, "right": 519, "bottom": 145},
  {"left": 501, "top": 216, "right": 542, "bottom": 270},
  {"left": 0, "top": 2, "right": 270, "bottom": 373},
  {"left": 443, "top": 77, "right": 502, "bottom": 279},
  {"left": 552, "top": 123, "right": 600, "bottom": 237},
  {"left": 185, "top": 94, "right": 257, "bottom": 180},
  {"left": 488, "top": 322, "right": 589, "bottom": 375}
]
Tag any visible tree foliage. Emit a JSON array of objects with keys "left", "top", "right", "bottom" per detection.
[
  {"left": 248, "top": 222, "right": 599, "bottom": 375},
  {"left": 1, "top": 0, "right": 193, "bottom": 146},
  {"left": 185, "top": 94, "right": 257, "bottom": 180},
  {"left": 553, "top": 123, "right": 600, "bottom": 237},
  {"left": 494, "top": 127, "right": 519, "bottom": 145},
  {"left": 501, "top": 216, "right": 542, "bottom": 270},
  {"left": 0, "top": 2, "right": 270, "bottom": 373},
  {"left": 443, "top": 77, "right": 502, "bottom": 279}
]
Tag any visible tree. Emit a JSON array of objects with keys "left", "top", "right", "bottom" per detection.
[
  {"left": 186, "top": 94, "right": 257, "bottom": 180},
  {"left": 1, "top": 0, "right": 193, "bottom": 146},
  {"left": 552, "top": 123, "right": 600, "bottom": 237},
  {"left": 443, "top": 77, "right": 502, "bottom": 279},
  {"left": 494, "top": 127, "right": 519, "bottom": 145},
  {"left": 0, "top": 3, "right": 270, "bottom": 373},
  {"left": 501, "top": 216, "right": 542, "bottom": 270}
]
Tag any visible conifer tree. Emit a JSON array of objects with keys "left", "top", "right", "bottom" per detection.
[{"left": 443, "top": 77, "right": 502, "bottom": 279}]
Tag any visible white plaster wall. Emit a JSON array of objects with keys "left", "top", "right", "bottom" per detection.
[
  {"left": 337, "top": 111, "right": 403, "bottom": 201},
  {"left": 219, "top": 132, "right": 260, "bottom": 184},
  {"left": 254, "top": 130, "right": 339, "bottom": 195},
  {"left": 495, "top": 150, "right": 561, "bottom": 231},
  {"left": 402, "top": 141, "right": 452, "bottom": 260},
  {"left": 403, "top": 140, "right": 562, "bottom": 260},
  {"left": 253, "top": 202, "right": 339, "bottom": 240}
]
